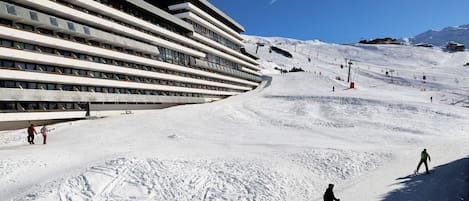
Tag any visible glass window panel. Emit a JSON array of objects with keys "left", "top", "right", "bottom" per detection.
[
  {"left": 67, "top": 22, "right": 75, "bottom": 31},
  {"left": 6, "top": 4, "right": 16, "bottom": 15},
  {"left": 29, "top": 11, "right": 38, "bottom": 21}
]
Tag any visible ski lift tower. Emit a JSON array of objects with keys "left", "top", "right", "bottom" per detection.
[
  {"left": 256, "top": 42, "right": 265, "bottom": 54},
  {"left": 347, "top": 60, "right": 353, "bottom": 83}
]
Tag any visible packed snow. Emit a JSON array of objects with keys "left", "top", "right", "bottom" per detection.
[{"left": 1, "top": 35, "right": 469, "bottom": 201}]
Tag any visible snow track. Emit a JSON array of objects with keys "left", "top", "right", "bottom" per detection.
[{"left": 11, "top": 148, "right": 391, "bottom": 201}]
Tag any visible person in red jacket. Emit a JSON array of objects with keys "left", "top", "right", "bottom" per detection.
[
  {"left": 27, "top": 124, "right": 37, "bottom": 144},
  {"left": 40, "top": 125, "right": 48, "bottom": 144}
]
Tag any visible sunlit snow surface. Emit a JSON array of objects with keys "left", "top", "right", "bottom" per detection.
[{"left": 1, "top": 35, "right": 468, "bottom": 201}]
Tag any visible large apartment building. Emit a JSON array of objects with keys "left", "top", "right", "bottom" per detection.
[{"left": 0, "top": 0, "right": 261, "bottom": 123}]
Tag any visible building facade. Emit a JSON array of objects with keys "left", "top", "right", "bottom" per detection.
[{"left": 0, "top": 0, "right": 261, "bottom": 123}]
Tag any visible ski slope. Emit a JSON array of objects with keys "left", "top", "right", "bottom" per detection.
[{"left": 1, "top": 35, "right": 469, "bottom": 201}]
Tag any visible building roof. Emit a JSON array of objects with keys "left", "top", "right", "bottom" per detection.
[
  {"left": 127, "top": 0, "right": 194, "bottom": 33},
  {"left": 198, "top": 0, "right": 245, "bottom": 33}
]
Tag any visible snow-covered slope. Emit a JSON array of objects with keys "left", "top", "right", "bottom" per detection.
[
  {"left": 410, "top": 24, "right": 469, "bottom": 47},
  {"left": 1, "top": 35, "right": 469, "bottom": 201}
]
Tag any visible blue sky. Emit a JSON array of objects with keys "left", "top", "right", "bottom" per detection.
[{"left": 209, "top": 0, "right": 469, "bottom": 44}]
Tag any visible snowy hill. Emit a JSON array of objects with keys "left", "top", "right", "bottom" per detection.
[
  {"left": 1, "top": 35, "right": 469, "bottom": 201},
  {"left": 410, "top": 24, "right": 469, "bottom": 47}
]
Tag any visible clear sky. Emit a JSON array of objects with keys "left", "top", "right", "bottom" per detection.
[{"left": 208, "top": 0, "right": 469, "bottom": 44}]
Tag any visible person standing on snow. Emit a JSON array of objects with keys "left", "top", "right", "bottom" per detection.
[
  {"left": 40, "top": 125, "right": 48, "bottom": 144},
  {"left": 323, "top": 183, "right": 340, "bottom": 201},
  {"left": 415, "top": 148, "right": 431, "bottom": 174},
  {"left": 27, "top": 124, "right": 37, "bottom": 144}
]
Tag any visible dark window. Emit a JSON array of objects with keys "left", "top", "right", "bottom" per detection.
[
  {"left": 56, "top": 32, "right": 70, "bottom": 40},
  {"left": 50, "top": 17, "right": 58, "bottom": 26},
  {"left": 47, "top": 84, "right": 55, "bottom": 90},
  {"left": 61, "top": 85, "right": 72, "bottom": 91},
  {"left": 0, "top": 102, "right": 16, "bottom": 110},
  {"left": 6, "top": 5, "right": 16, "bottom": 15},
  {"left": 29, "top": 11, "right": 38, "bottom": 21},
  {"left": 37, "top": 28, "right": 54, "bottom": 36},
  {"left": 48, "top": 103, "right": 57, "bottom": 110},
  {"left": 0, "top": 39, "right": 13, "bottom": 47},
  {"left": 17, "top": 81, "right": 27, "bottom": 88},
  {"left": 16, "top": 62, "right": 26, "bottom": 69},
  {"left": 1, "top": 60, "right": 14, "bottom": 67},
  {"left": 25, "top": 63, "right": 35, "bottom": 71},
  {"left": 65, "top": 103, "right": 74, "bottom": 109},
  {"left": 17, "top": 23, "right": 34, "bottom": 31},
  {"left": 67, "top": 22, "right": 75, "bottom": 31},
  {"left": 41, "top": 65, "right": 52, "bottom": 72},
  {"left": 24, "top": 43, "right": 34, "bottom": 51},
  {"left": 83, "top": 26, "right": 90, "bottom": 35},
  {"left": 27, "top": 82, "right": 37, "bottom": 89},
  {"left": 4, "top": 81, "right": 16, "bottom": 88},
  {"left": 0, "top": 18, "right": 12, "bottom": 26},
  {"left": 37, "top": 83, "right": 46, "bottom": 90},
  {"left": 62, "top": 68, "right": 71, "bottom": 74}
]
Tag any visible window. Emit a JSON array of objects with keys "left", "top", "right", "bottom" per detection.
[
  {"left": 37, "top": 83, "right": 46, "bottom": 90},
  {"left": 45, "top": 66, "right": 55, "bottom": 72},
  {"left": 0, "top": 39, "right": 13, "bottom": 47},
  {"left": 62, "top": 68, "right": 71, "bottom": 74},
  {"left": 47, "top": 84, "right": 55, "bottom": 90},
  {"left": 56, "top": 32, "right": 70, "bottom": 40},
  {"left": 50, "top": 17, "right": 58, "bottom": 26},
  {"left": 24, "top": 43, "right": 34, "bottom": 51},
  {"left": 67, "top": 22, "right": 75, "bottom": 31},
  {"left": 1, "top": 60, "right": 14, "bottom": 67},
  {"left": 27, "top": 82, "right": 37, "bottom": 89},
  {"left": 25, "top": 63, "right": 35, "bottom": 71},
  {"left": 4, "top": 81, "right": 16, "bottom": 88},
  {"left": 37, "top": 28, "right": 54, "bottom": 36},
  {"left": 29, "top": 11, "right": 38, "bottom": 21},
  {"left": 83, "top": 26, "right": 90, "bottom": 35},
  {"left": 0, "top": 18, "right": 12, "bottom": 26},
  {"left": 16, "top": 23, "right": 34, "bottom": 32},
  {"left": 6, "top": 5, "right": 16, "bottom": 15}
]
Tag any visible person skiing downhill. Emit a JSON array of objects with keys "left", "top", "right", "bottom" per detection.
[
  {"left": 40, "top": 125, "right": 48, "bottom": 144},
  {"left": 27, "top": 124, "right": 37, "bottom": 144},
  {"left": 415, "top": 148, "right": 431, "bottom": 174},
  {"left": 323, "top": 183, "right": 340, "bottom": 201}
]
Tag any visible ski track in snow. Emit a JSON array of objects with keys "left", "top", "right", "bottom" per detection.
[{"left": 11, "top": 149, "right": 391, "bottom": 201}]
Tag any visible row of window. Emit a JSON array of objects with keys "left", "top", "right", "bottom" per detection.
[
  {"left": 0, "top": 18, "right": 259, "bottom": 82},
  {"left": 0, "top": 101, "right": 83, "bottom": 111},
  {"left": 59, "top": 0, "right": 258, "bottom": 79},
  {"left": 5, "top": 3, "right": 91, "bottom": 34},
  {"left": 187, "top": 19, "right": 241, "bottom": 51},
  {"left": 0, "top": 37, "right": 253, "bottom": 89},
  {"left": 1, "top": 3, "right": 261, "bottom": 82},
  {"left": 0, "top": 59, "right": 245, "bottom": 93},
  {"left": 0, "top": 80, "right": 226, "bottom": 99}
]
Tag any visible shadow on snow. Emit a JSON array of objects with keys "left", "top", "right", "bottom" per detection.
[{"left": 381, "top": 157, "right": 469, "bottom": 201}]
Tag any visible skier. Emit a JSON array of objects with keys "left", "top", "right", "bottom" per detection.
[
  {"left": 27, "top": 124, "right": 37, "bottom": 144},
  {"left": 332, "top": 86, "right": 335, "bottom": 92},
  {"left": 415, "top": 148, "right": 431, "bottom": 174},
  {"left": 40, "top": 125, "right": 48, "bottom": 144},
  {"left": 430, "top": 96, "right": 433, "bottom": 103},
  {"left": 323, "top": 183, "right": 340, "bottom": 201}
]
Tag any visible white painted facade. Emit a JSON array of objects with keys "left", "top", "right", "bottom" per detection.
[{"left": 0, "top": 0, "right": 261, "bottom": 122}]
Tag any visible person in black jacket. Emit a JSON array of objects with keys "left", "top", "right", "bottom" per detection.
[{"left": 324, "top": 183, "right": 340, "bottom": 201}]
